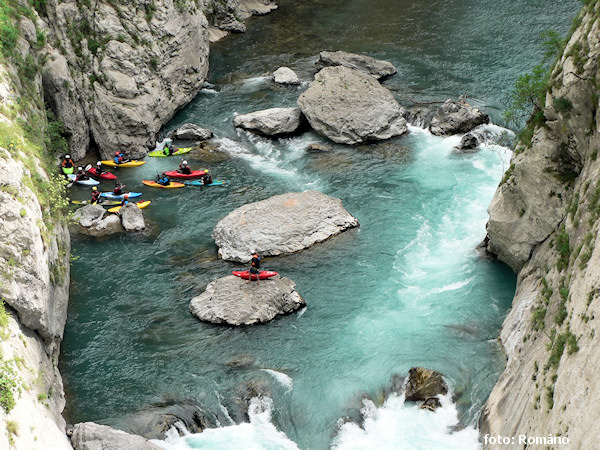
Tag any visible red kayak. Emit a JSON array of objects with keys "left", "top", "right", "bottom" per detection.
[
  {"left": 164, "top": 170, "right": 206, "bottom": 179},
  {"left": 87, "top": 167, "right": 117, "bottom": 180},
  {"left": 232, "top": 270, "right": 278, "bottom": 280}
]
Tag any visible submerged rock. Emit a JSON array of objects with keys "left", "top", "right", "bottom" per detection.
[
  {"left": 212, "top": 190, "right": 359, "bottom": 262},
  {"left": 124, "top": 399, "right": 214, "bottom": 440},
  {"left": 297, "top": 66, "right": 407, "bottom": 144},
  {"left": 119, "top": 203, "right": 145, "bottom": 232},
  {"left": 404, "top": 106, "right": 437, "bottom": 129},
  {"left": 233, "top": 107, "right": 306, "bottom": 136},
  {"left": 454, "top": 133, "right": 479, "bottom": 153},
  {"left": 404, "top": 367, "right": 448, "bottom": 401},
  {"left": 317, "top": 51, "right": 397, "bottom": 80},
  {"left": 73, "top": 204, "right": 124, "bottom": 237},
  {"left": 172, "top": 123, "right": 213, "bottom": 141},
  {"left": 429, "top": 98, "right": 490, "bottom": 136},
  {"left": 71, "top": 422, "right": 161, "bottom": 450},
  {"left": 421, "top": 397, "right": 442, "bottom": 411},
  {"left": 190, "top": 275, "right": 305, "bottom": 326},
  {"left": 273, "top": 67, "right": 300, "bottom": 85}
]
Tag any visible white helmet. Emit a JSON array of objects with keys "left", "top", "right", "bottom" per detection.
[
  {"left": 182, "top": 160, "right": 188, "bottom": 165},
  {"left": 65, "top": 155, "right": 70, "bottom": 159},
  {"left": 96, "top": 161, "right": 101, "bottom": 165},
  {"left": 77, "top": 166, "right": 83, "bottom": 170}
]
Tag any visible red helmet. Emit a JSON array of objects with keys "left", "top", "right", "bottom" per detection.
[
  {"left": 124, "top": 194, "right": 129, "bottom": 198},
  {"left": 115, "top": 151, "right": 120, "bottom": 155}
]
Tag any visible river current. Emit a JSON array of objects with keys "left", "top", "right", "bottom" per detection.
[{"left": 62, "top": 1, "right": 579, "bottom": 448}]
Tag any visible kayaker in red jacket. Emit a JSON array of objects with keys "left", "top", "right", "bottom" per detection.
[
  {"left": 91, "top": 186, "right": 101, "bottom": 204},
  {"left": 178, "top": 160, "right": 192, "bottom": 175},
  {"left": 114, "top": 181, "right": 126, "bottom": 195},
  {"left": 75, "top": 167, "right": 89, "bottom": 181}
]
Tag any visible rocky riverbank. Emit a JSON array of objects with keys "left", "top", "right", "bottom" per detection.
[{"left": 481, "top": 3, "right": 600, "bottom": 447}]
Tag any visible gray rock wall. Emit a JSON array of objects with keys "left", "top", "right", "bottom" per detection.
[{"left": 482, "top": 4, "right": 600, "bottom": 447}]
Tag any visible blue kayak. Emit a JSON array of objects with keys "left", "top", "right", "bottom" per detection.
[
  {"left": 182, "top": 180, "right": 227, "bottom": 187},
  {"left": 100, "top": 192, "right": 142, "bottom": 200},
  {"left": 67, "top": 174, "right": 100, "bottom": 186}
]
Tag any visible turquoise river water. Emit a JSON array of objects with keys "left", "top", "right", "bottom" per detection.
[{"left": 61, "top": 1, "right": 579, "bottom": 449}]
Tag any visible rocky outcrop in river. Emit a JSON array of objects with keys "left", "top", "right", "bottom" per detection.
[
  {"left": 317, "top": 51, "right": 397, "bottom": 79},
  {"left": 233, "top": 107, "right": 306, "bottom": 136},
  {"left": 73, "top": 203, "right": 146, "bottom": 236},
  {"left": 298, "top": 66, "right": 408, "bottom": 144},
  {"left": 190, "top": 275, "right": 305, "bottom": 325},
  {"left": 481, "top": 4, "right": 600, "bottom": 448},
  {"left": 212, "top": 190, "right": 359, "bottom": 262}
]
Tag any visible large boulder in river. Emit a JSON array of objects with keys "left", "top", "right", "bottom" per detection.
[
  {"left": 404, "top": 367, "right": 448, "bottom": 401},
  {"left": 212, "top": 191, "right": 359, "bottom": 262},
  {"left": 429, "top": 98, "right": 490, "bottom": 136},
  {"left": 119, "top": 203, "right": 146, "bottom": 232},
  {"left": 318, "top": 51, "right": 397, "bottom": 80},
  {"left": 190, "top": 275, "right": 305, "bottom": 326},
  {"left": 172, "top": 123, "right": 213, "bottom": 141},
  {"left": 233, "top": 107, "right": 306, "bottom": 136},
  {"left": 273, "top": 67, "right": 300, "bottom": 85},
  {"left": 71, "top": 422, "right": 161, "bottom": 450},
  {"left": 73, "top": 204, "right": 124, "bottom": 237},
  {"left": 297, "top": 66, "right": 408, "bottom": 144}
]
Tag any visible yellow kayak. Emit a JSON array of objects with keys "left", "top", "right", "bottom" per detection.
[
  {"left": 101, "top": 160, "right": 146, "bottom": 167},
  {"left": 142, "top": 180, "right": 185, "bottom": 189},
  {"left": 108, "top": 200, "right": 151, "bottom": 213}
]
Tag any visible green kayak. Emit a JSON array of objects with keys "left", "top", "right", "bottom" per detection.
[{"left": 148, "top": 147, "right": 192, "bottom": 157}]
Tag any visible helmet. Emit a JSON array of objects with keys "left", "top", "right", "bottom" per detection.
[
  {"left": 162, "top": 172, "right": 166, "bottom": 176},
  {"left": 115, "top": 151, "right": 120, "bottom": 155},
  {"left": 77, "top": 166, "right": 83, "bottom": 170},
  {"left": 182, "top": 160, "right": 188, "bottom": 165},
  {"left": 96, "top": 161, "right": 101, "bottom": 165},
  {"left": 65, "top": 155, "right": 70, "bottom": 159},
  {"left": 92, "top": 186, "right": 97, "bottom": 191},
  {"left": 124, "top": 194, "right": 129, "bottom": 198}
]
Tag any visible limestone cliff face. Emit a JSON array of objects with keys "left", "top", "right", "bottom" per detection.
[
  {"left": 40, "top": 0, "right": 276, "bottom": 160},
  {"left": 482, "top": 3, "right": 600, "bottom": 447}
]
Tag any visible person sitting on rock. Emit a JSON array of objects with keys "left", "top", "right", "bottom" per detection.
[
  {"left": 114, "top": 151, "right": 124, "bottom": 165},
  {"left": 120, "top": 194, "right": 129, "bottom": 206},
  {"left": 163, "top": 143, "right": 172, "bottom": 156},
  {"left": 157, "top": 172, "right": 171, "bottom": 186},
  {"left": 247, "top": 252, "right": 261, "bottom": 284},
  {"left": 178, "top": 160, "right": 192, "bottom": 175},
  {"left": 113, "top": 181, "right": 126, "bottom": 195},
  {"left": 75, "top": 167, "right": 89, "bottom": 182},
  {"left": 90, "top": 186, "right": 101, "bottom": 204},
  {"left": 95, "top": 161, "right": 104, "bottom": 176},
  {"left": 62, "top": 154, "right": 74, "bottom": 171},
  {"left": 201, "top": 171, "right": 213, "bottom": 185}
]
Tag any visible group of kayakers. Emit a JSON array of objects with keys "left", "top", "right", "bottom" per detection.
[{"left": 61, "top": 145, "right": 218, "bottom": 205}]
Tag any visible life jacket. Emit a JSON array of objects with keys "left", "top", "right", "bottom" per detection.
[
  {"left": 114, "top": 185, "right": 123, "bottom": 194},
  {"left": 251, "top": 256, "right": 260, "bottom": 269},
  {"left": 121, "top": 199, "right": 129, "bottom": 206},
  {"left": 62, "top": 159, "right": 74, "bottom": 168},
  {"left": 91, "top": 191, "right": 100, "bottom": 203}
]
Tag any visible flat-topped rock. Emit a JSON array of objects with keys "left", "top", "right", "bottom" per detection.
[
  {"left": 273, "top": 67, "right": 300, "bottom": 85},
  {"left": 429, "top": 98, "right": 490, "bottom": 136},
  {"left": 190, "top": 275, "right": 305, "bottom": 326},
  {"left": 297, "top": 66, "right": 407, "bottom": 144},
  {"left": 71, "top": 422, "right": 161, "bottom": 450},
  {"left": 212, "top": 191, "right": 359, "bottom": 262},
  {"left": 172, "top": 123, "right": 213, "bottom": 141},
  {"left": 233, "top": 107, "right": 305, "bottom": 136},
  {"left": 318, "top": 51, "right": 397, "bottom": 80}
]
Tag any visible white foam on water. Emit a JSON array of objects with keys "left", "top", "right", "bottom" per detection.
[
  {"left": 331, "top": 393, "right": 481, "bottom": 450},
  {"left": 152, "top": 396, "right": 300, "bottom": 450},
  {"left": 261, "top": 369, "right": 294, "bottom": 393}
]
